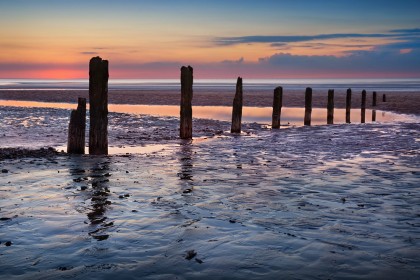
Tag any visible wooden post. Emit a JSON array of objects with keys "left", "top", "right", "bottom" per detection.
[
  {"left": 180, "top": 65, "right": 193, "bottom": 139},
  {"left": 272, "top": 86, "right": 283, "bottom": 129},
  {"left": 89, "top": 56, "right": 109, "bottom": 155},
  {"left": 372, "top": 110, "right": 376, "bottom": 122},
  {"left": 361, "top": 90, "right": 366, "bottom": 123},
  {"left": 383, "top": 94, "right": 386, "bottom": 102},
  {"left": 345, "top": 88, "right": 351, "bottom": 123},
  {"left": 67, "top": 97, "right": 86, "bottom": 154},
  {"left": 231, "top": 77, "right": 243, "bottom": 133},
  {"left": 372, "top": 91, "right": 377, "bottom": 107},
  {"left": 304, "top": 87, "right": 312, "bottom": 126},
  {"left": 327, "top": 89, "right": 334, "bottom": 125}
]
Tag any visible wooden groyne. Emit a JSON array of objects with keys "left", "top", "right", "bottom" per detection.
[
  {"left": 89, "top": 56, "right": 109, "bottom": 155},
  {"left": 327, "top": 89, "right": 334, "bottom": 125},
  {"left": 180, "top": 66, "right": 193, "bottom": 139},
  {"left": 272, "top": 86, "right": 283, "bottom": 129},
  {"left": 67, "top": 97, "right": 86, "bottom": 154},
  {"left": 231, "top": 77, "right": 243, "bottom": 133},
  {"left": 304, "top": 87, "right": 312, "bottom": 126}
]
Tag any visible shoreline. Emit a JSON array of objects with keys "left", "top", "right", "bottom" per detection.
[{"left": 0, "top": 89, "right": 419, "bottom": 116}]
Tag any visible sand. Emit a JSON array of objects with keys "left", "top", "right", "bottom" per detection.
[
  {"left": 1, "top": 120, "right": 419, "bottom": 279},
  {"left": 0, "top": 88, "right": 419, "bottom": 279},
  {"left": 0, "top": 89, "right": 419, "bottom": 116}
]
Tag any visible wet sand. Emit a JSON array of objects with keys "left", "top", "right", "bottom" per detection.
[
  {"left": 0, "top": 89, "right": 419, "bottom": 279},
  {"left": 1, "top": 121, "right": 419, "bottom": 279},
  {"left": 0, "top": 89, "right": 419, "bottom": 116}
]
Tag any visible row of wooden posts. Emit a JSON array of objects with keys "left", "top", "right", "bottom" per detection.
[{"left": 67, "top": 57, "right": 386, "bottom": 155}]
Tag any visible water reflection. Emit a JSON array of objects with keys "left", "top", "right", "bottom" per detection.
[
  {"left": 177, "top": 141, "right": 194, "bottom": 192},
  {"left": 68, "top": 156, "right": 113, "bottom": 241},
  {"left": 0, "top": 100, "right": 411, "bottom": 126}
]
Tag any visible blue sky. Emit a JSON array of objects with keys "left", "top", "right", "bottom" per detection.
[{"left": 0, "top": 0, "right": 419, "bottom": 78}]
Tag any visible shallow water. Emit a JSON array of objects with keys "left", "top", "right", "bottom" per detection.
[
  {"left": 0, "top": 105, "right": 419, "bottom": 279},
  {"left": 0, "top": 100, "right": 415, "bottom": 129}
]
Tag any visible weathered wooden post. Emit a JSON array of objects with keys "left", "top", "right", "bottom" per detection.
[
  {"left": 67, "top": 97, "right": 86, "bottom": 154},
  {"left": 383, "top": 94, "right": 386, "bottom": 102},
  {"left": 180, "top": 65, "right": 193, "bottom": 139},
  {"left": 361, "top": 90, "right": 366, "bottom": 123},
  {"left": 346, "top": 88, "right": 351, "bottom": 123},
  {"left": 327, "top": 89, "right": 334, "bottom": 124},
  {"left": 231, "top": 77, "right": 243, "bottom": 133},
  {"left": 372, "top": 91, "right": 377, "bottom": 107},
  {"left": 272, "top": 86, "right": 283, "bottom": 129},
  {"left": 89, "top": 56, "right": 109, "bottom": 155},
  {"left": 304, "top": 87, "right": 312, "bottom": 126},
  {"left": 372, "top": 110, "right": 376, "bottom": 122}
]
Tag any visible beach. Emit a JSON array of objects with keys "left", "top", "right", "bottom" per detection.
[
  {"left": 0, "top": 88, "right": 419, "bottom": 116},
  {"left": 0, "top": 84, "right": 419, "bottom": 279}
]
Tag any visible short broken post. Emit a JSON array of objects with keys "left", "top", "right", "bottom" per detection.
[
  {"left": 327, "top": 89, "right": 334, "bottom": 125},
  {"left": 89, "top": 56, "right": 109, "bottom": 155},
  {"left": 383, "top": 94, "right": 386, "bottom": 102},
  {"left": 361, "top": 90, "right": 366, "bottom": 123},
  {"left": 304, "top": 87, "right": 312, "bottom": 126},
  {"left": 180, "top": 65, "right": 193, "bottom": 139},
  {"left": 67, "top": 97, "right": 86, "bottom": 154},
  {"left": 345, "top": 88, "right": 351, "bottom": 123},
  {"left": 372, "top": 109, "right": 376, "bottom": 122},
  {"left": 272, "top": 86, "right": 283, "bottom": 129},
  {"left": 372, "top": 91, "right": 377, "bottom": 107},
  {"left": 231, "top": 77, "right": 243, "bottom": 133}
]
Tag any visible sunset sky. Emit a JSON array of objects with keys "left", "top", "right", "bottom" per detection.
[{"left": 1, "top": 0, "right": 419, "bottom": 79}]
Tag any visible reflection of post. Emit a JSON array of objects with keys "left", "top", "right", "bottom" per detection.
[
  {"left": 272, "top": 86, "right": 283, "bottom": 129},
  {"left": 372, "top": 91, "right": 377, "bottom": 107},
  {"left": 361, "top": 90, "right": 366, "bottom": 123},
  {"left": 346, "top": 88, "right": 351, "bottom": 123},
  {"left": 67, "top": 97, "right": 86, "bottom": 154},
  {"left": 180, "top": 66, "right": 193, "bottom": 139},
  {"left": 231, "top": 77, "right": 243, "bottom": 133},
  {"left": 372, "top": 110, "right": 376, "bottom": 122},
  {"left": 89, "top": 56, "right": 109, "bottom": 155},
  {"left": 304, "top": 87, "right": 312, "bottom": 126},
  {"left": 327, "top": 89, "right": 334, "bottom": 125},
  {"left": 69, "top": 157, "right": 113, "bottom": 241},
  {"left": 178, "top": 143, "right": 194, "bottom": 193},
  {"left": 383, "top": 94, "right": 386, "bottom": 102}
]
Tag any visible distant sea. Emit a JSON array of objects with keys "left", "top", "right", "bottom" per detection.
[{"left": 1, "top": 78, "right": 420, "bottom": 92}]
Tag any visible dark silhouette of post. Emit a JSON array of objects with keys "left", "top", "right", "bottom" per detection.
[
  {"left": 231, "top": 77, "right": 243, "bottom": 133},
  {"left": 180, "top": 66, "right": 193, "bottom": 139},
  {"left": 383, "top": 94, "right": 386, "bottom": 102},
  {"left": 372, "top": 110, "right": 376, "bottom": 122},
  {"left": 372, "top": 91, "right": 377, "bottom": 107},
  {"left": 67, "top": 97, "right": 86, "bottom": 154},
  {"left": 361, "top": 90, "right": 366, "bottom": 123},
  {"left": 89, "top": 56, "right": 109, "bottom": 155},
  {"left": 345, "top": 88, "right": 351, "bottom": 123},
  {"left": 327, "top": 89, "right": 334, "bottom": 124},
  {"left": 304, "top": 87, "right": 312, "bottom": 126},
  {"left": 272, "top": 86, "right": 283, "bottom": 129}
]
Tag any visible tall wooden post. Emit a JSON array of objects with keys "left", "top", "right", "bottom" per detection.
[
  {"left": 231, "top": 77, "right": 243, "bottom": 133},
  {"left": 361, "top": 90, "right": 366, "bottom": 123},
  {"left": 67, "top": 97, "right": 86, "bottom": 154},
  {"left": 372, "top": 110, "right": 376, "bottom": 122},
  {"left": 272, "top": 86, "right": 283, "bottom": 129},
  {"left": 304, "top": 87, "right": 312, "bottom": 126},
  {"left": 372, "top": 91, "right": 377, "bottom": 107},
  {"left": 345, "top": 88, "right": 351, "bottom": 123},
  {"left": 327, "top": 89, "right": 334, "bottom": 125},
  {"left": 180, "top": 65, "right": 193, "bottom": 139},
  {"left": 383, "top": 94, "right": 386, "bottom": 102},
  {"left": 89, "top": 56, "right": 109, "bottom": 155}
]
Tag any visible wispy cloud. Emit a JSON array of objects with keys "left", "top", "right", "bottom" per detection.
[
  {"left": 80, "top": 51, "right": 99, "bottom": 55},
  {"left": 214, "top": 28, "right": 420, "bottom": 46}
]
